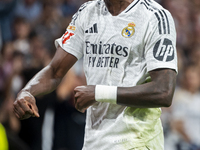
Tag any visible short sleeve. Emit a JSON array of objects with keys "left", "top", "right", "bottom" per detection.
[
  {"left": 55, "top": 4, "right": 87, "bottom": 60},
  {"left": 144, "top": 9, "right": 178, "bottom": 73}
]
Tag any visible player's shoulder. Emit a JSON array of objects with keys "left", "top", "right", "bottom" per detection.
[
  {"left": 70, "top": 0, "right": 99, "bottom": 25},
  {"left": 138, "top": 0, "right": 174, "bottom": 34},
  {"left": 139, "top": 0, "right": 172, "bottom": 21},
  {"left": 77, "top": 0, "right": 100, "bottom": 14}
]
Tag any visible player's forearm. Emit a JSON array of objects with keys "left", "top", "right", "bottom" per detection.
[
  {"left": 117, "top": 69, "right": 176, "bottom": 108},
  {"left": 21, "top": 46, "right": 77, "bottom": 97},
  {"left": 22, "top": 65, "right": 62, "bottom": 97},
  {"left": 117, "top": 82, "right": 174, "bottom": 108}
]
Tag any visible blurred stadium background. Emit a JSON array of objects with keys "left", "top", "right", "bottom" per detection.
[{"left": 0, "top": 0, "right": 200, "bottom": 150}]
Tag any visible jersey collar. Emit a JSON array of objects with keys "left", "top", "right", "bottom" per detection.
[{"left": 101, "top": 0, "right": 140, "bottom": 16}]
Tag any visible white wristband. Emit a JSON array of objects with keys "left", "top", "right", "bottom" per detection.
[{"left": 95, "top": 85, "right": 117, "bottom": 104}]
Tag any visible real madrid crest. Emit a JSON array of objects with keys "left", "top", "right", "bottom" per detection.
[{"left": 122, "top": 22, "right": 136, "bottom": 38}]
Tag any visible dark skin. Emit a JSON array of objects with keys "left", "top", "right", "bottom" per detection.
[
  {"left": 13, "top": 0, "right": 177, "bottom": 119},
  {"left": 105, "top": 0, "right": 134, "bottom": 15},
  {"left": 74, "top": 69, "right": 176, "bottom": 113},
  {"left": 13, "top": 46, "right": 77, "bottom": 119}
]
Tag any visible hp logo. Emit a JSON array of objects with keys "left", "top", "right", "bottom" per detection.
[{"left": 153, "top": 38, "right": 175, "bottom": 62}]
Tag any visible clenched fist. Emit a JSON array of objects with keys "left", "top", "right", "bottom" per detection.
[
  {"left": 74, "top": 85, "right": 96, "bottom": 113},
  {"left": 13, "top": 90, "right": 40, "bottom": 120}
]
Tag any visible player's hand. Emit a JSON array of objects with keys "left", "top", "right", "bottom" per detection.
[
  {"left": 13, "top": 90, "right": 40, "bottom": 120},
  {"left": 74, "top": 85, "right": 96, "bottom": 113}
]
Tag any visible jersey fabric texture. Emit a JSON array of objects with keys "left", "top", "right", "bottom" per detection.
[{"left": 55, "top": 0, "right": 177, "bottom": 149}]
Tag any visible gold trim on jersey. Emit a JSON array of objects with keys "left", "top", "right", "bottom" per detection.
[
  {"left": 67, "top": 25, "right": 76, "bottom": 31},
  {"left": 122, "top": 22, "right": 135, "bottom": 38}
]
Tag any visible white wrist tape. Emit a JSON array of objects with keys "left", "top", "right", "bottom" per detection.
[{"left": 95, "top": 85, "right": 117, "bottom": 104}]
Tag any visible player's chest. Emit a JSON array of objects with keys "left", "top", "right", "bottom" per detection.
[{"left": 83, "top": 14, "right": 146, "bottom": 49}]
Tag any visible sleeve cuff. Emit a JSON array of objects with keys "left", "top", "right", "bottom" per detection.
[{"left": 147, "top": 62, "right": 178, "bottom": 74}]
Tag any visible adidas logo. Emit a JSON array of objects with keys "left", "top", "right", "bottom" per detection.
[{"left": 85, "top": 23, "right": 98, "bottom": 33}]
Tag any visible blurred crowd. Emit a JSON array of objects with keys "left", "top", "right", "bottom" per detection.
[{"left": 0, "top": 0, "right": 199, "bottom": 150}]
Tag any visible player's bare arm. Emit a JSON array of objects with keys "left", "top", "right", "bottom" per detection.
[
  {"left": 117, "top": 69, "right": 176, "bottom": 107},
  {"left": 13, "top": 46, "right": 77, "bottom": 120},
  {"left": 74, "top": 69, "right": 176, "bottom": 113}
]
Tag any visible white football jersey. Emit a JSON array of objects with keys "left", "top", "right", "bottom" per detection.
[{"left": 55, "top": 0, "right": 177, "bottom": 149}]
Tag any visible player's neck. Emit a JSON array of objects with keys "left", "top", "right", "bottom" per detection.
[{"left": 104, "top": 0, "right": 134, "bottom": 16}]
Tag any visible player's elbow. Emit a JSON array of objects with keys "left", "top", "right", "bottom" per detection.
[
  {"left": 159, "top": 89, "right": 173, "bottom": 107},
  {"left": 162, "top": 97, "right": 172, "bottom": 107},
  {"left": 156, "top": 79, "right": 176, "bottom": 107}
]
